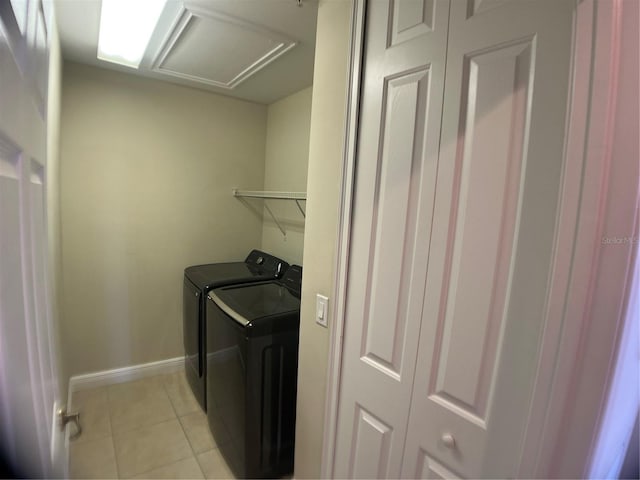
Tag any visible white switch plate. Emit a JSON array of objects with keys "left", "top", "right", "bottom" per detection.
[{"left": 316, "top": 294, "right": 329, "bottom": 328}]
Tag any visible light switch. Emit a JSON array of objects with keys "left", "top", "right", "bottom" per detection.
[{"left": 316, "top": 294, "right": 329, "bottom": 328}]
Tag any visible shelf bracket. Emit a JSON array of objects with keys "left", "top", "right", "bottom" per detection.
[{"left": 263, "top": 202, "right": 286, "bottom": 237}]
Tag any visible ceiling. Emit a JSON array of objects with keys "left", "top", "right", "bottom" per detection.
[{"left": 54, "top": 0, "right": 318, "bottom": 104}]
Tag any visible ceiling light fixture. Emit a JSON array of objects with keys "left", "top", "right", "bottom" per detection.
[{"left": 98, "top": 0, "right": 167, "bottom": 69}]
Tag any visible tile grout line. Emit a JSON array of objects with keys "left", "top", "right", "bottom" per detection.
[
  {"left": 109, "top": 376, "right": 172, "bottom": 478},
  {"left": 68, "top": 395, "right": 112, "bottom": 445},
  {"left": 109, "top": 373, "right": 232, "bottom": 479},
  {"left": 68, "top": 387, "right": 120, "bottom": 479},
  {"left": 105, "top": 384, "right": 123, "bottom": 479},
  {"left": 115, "top": 374, "right": 194, "bottom": 479},
  {"left": 161, "top": 372, "right": 208, "bottom": 478},
  {"left": 110, "top": 373, "right": 202, "bottom": 478},
  {"left": 72, "top": 375, "right": 201, "bottom": 479},
  {"left": 108, "top": 377, "right": 177, "bottom": 435}
]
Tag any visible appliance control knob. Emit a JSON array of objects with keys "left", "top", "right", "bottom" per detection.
[{"left": 257, "top": 256, "right": 264, "bottom": 265}]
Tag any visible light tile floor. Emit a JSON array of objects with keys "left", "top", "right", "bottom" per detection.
[{"left": 69, "top": 371, "right": 236, "bottom": 479}]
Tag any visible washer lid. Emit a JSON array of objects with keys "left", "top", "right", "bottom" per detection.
[
  {"left": 185, "top": 251, "right": 289, "bottom": 290},
  {"left": 185, "top": 262, "right": 266, "bottom": 290},
  {"left": 209, "top": 282, "right": 300, "bottom": 327}
]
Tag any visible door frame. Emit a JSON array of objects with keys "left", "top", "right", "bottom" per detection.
[
  {"left": 321, "top": 0, "right": 638, "bottom": 477},
  {"left": 319, "top": 0, "right": 366, "bottom": 477},
  {"left": 516, "top": 0, "right": 639, "bottom": 477}
]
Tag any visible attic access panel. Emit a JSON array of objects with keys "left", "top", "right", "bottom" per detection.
[{"left": 152, "top": 4, "right": 297, "bottom": 89}]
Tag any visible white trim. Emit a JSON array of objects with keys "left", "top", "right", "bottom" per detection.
[
  {"left": 320, "top": 0, "right": 366, "bottom": 478},
  {"left": 518, "top": 0, "right": 638, "bottom": 477},
  {"left": 516, "top": 0, "right": 598, "bottom": 474},
  {"left": 67, "top": 357, "right": 184, "bottom": 396},
  {"left": 519, "top": 0, "right": 637, "bottom": 478},
  {"left": 544, "top": 0, "right": 638, "bottom": 475}
]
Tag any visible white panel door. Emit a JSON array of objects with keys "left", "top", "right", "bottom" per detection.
[
  {"left": 0, "top": 0, "right": 61, "bottom": 477},
  {"left": 332, "top": 1, "right": 450, "bottom": 478},
  {"left": 401, "top": 0, "right": 575, "bottom": 478},
  {"left": 333, "top": 0, "right": 576, "bottom": 478}
]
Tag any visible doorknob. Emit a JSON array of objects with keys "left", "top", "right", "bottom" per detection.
[
  {"left": 441, "top": 432, "right": 456, "bottom": 449},
  {"left": 58, "top": 408, "right": 82, "bottom": 440}
]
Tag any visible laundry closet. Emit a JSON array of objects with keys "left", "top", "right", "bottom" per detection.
[
  {"left": 57, "top": 0, "right": 315, "bottom": 383},
  {"left": 55, "top": 2, "right": 318, "bottom": 477}
]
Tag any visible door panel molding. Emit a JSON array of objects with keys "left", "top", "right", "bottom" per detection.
[
  {"left": 417, "top": 452, "right": 462, "bottom": 480},
  {"left": 389, "top": 0, "right": 436, "bottom": 46},
  {"left": 428, "top": 36, "right": 533, "bottom": 423},
  {"left": 466, "top": 0, "right": 511, "bottom": 20},
  {"left": 361, "top": 67, "right": 430, "bottom": 380},
  {"left": 349, "top": 405, "right": 393, "bottom": 478}
]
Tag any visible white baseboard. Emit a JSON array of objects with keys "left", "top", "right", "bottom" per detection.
[{"left": 68, "top": 356, "right": 184, "bottom": 398}]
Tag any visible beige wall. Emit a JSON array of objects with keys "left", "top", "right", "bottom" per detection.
[
  {"left": 59, "top": 63, "right": 267, "bottom": 383},
  {"left": 295, "top": 1, "right": 352, "bottom": 478},
  {"left": 261, "top": 87, "right": 313, "bottom": 265}
]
